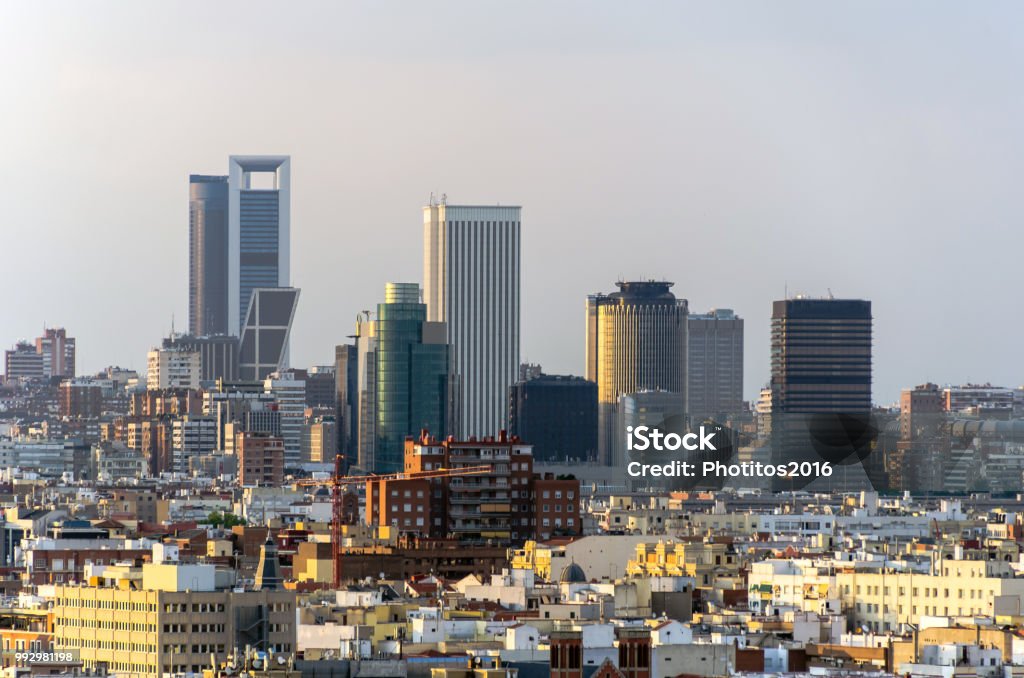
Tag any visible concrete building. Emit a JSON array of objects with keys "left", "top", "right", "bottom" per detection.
[
  {"left": 304, "top": 365, "right": 336, "bottom": 409},
  {"left": 263, "top": 371, "right": 305, "bottom": 467},
  {"left": 367, "top": 431, "right": 581, "bottom": 543},
  {"left": 171, "top": 415, "right": 217, "bottom": 474},
  {"left": 59, "top": 379, "right": 104, "bottom": 418},
  {"left": 837, "top": 557, "right": 1024, "bottom": 632},
  {"left": 51, "top": 559, "right": 296, "bottom": 678},
  {"left": 162, "top": 332, "right": 238, "bottom": 382},
  {"left": 586, "top": 281, "right": 688, "bottom": 466},
  {"left": 36, "top": 327, "right": 76, "bottom": 378},
  {"left": 4, "top": 341, "right": 44, "bottom": 381},
  {"left": 687, "top": 308, "right": 743, "bottom": 423},
  {"left": 302, "top": 411, "right": 337, "bottom": 463},
  {"left": 237, "top": 431, "right": 285, "bottom": 486},
  {"left": 944, "top": 383, "right": 1015, "bottom": 415},
  {"left": 423, "top": 198, "right": 521, "bottom": 439},
  {"left": 146, "top": 347, "right": 201, "bottom": 390}
]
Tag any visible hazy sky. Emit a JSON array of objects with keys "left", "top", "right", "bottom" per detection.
[{"left": 2, "top": 2, "right": 1022, "bottom": 403}]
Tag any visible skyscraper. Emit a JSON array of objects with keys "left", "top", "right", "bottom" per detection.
[
  {"left": 423, "top": 198, "right": 521, "bottom": 438},
  {"left": 687, "top": 309, "right": 744, "bottom": 423},
  {"left": 188, "top": 175, "right": 229, "bottom": 336},
  {"left": 770, "top": 297, "right": 873, "bottom": 489},
  {"left": 586, "top": 281, "right": 688, "bottom": 466},
  {"left": 373, "top": 282, "right": 451, "bottom": 473},
  {"left": 334, "top": 343, "right": 358, "bottom": 468},
  {"left": 229, "top": 156, "right": 290, "bottom": 334},
  {"left": 188, "top": 156, "right": 290, "bottom": 338},
  {"left": 237, "top": 287, "right": 300, "bottom": 381}
]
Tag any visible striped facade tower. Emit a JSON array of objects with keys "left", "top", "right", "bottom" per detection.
[{"left": 423, "top": 197, "right": 521, "bottom": 439}]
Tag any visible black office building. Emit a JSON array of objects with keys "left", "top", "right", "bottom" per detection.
[
  {"left": 509, "top": 373, "right": 598, "bottom": 462},
  {"left": 770, "top": 297, "right": 873, "bottom": 489}
]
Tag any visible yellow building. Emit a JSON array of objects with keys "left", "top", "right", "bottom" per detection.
[
  {"left": 51, "top": 562, "right": 296, "bottom": 678},
  {"left": 626, "top": 540, "right": 738, "bottom": 586},
  {"left": 509, "top": 541, "right": 552, "bottom": 581},
  {"left": 836, "top": 558, "right": 1024, "bottom": 632}
]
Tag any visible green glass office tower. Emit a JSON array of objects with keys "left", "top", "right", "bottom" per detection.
[{"left": 375, "top": 283, "right": 451, "bottom": 473}]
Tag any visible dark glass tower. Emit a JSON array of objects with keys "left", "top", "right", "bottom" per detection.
[
  {"left": 509, "top": 373, "right": 598, "bottom": 462},
  {"left": 375, "top": 283, "right": 451, "bottom": 473},
  {"left": 770, "top": 297, "right": 873, "bottom": 489},
  {"left": 188, "top": 175, "right": 229, "bottom": 336}
]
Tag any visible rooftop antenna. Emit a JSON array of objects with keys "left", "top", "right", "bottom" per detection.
[{"left": 784, "top": 281, "right": 788, "bottom": 300}]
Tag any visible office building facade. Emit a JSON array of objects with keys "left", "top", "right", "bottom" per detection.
[
  {"left": 508, "top": 372, "right": 598, "bottom": 462},
  {"left": 188, "top": 175, "right": 230, "bottom": 336},
  {"left": 36, "top": 327, "right": 76, "bottom": 378},
  {"left": 162, "top": 333, "right": 238, "bottom": 382},
  {"left": 586, "top": 281, "right": 688, "bottom": 466},
  {"left": 146, "top": 347, "right": 201, "bottom": 390},
  {"left": 229, "top": 155, "right": 290, "bottom": 334},
  {"left": 188, "top": 156, "right": 290, "bottom": 338},
  {"left": 687, "top": 309, "right": 744, "bottom": 423},
  {"left": 770, "top": 297, "right": 873, "bottom": 488},
  {"left": 373, "top": 282, "right": 451, "bottom": 473},
  {"left": 334, "top": 344, "right": 358, "bottom": 468},
  {"left": 237, "top": 287, "right": 300, "bottom": 381},
  {"left": 263, "top": 371, "right": 306, "bottom": 467},
  {"left": 4, "top": 342, "right": 44, "bottom": 381},
  {"left": 423, "top": 199, "right": 521, "bottom": 438}
]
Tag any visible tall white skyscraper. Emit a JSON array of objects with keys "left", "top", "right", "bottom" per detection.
[
  {"left": 423, "top": 198, "right": 521, "bottom": 438},
  {"left": 227, "top": 155, "right": 291, "bottom": 334}
]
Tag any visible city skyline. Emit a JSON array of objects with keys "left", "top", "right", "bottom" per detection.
[{"left": 3, "top": 3, "right": 1023, "bottom": 403}]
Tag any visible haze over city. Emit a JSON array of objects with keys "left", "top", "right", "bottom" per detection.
[{"left": 2, "top": 2, "right": 1022, "bottom": 401}]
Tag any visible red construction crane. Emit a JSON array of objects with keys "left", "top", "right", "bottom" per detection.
[{"left": 295, "top": 454, "right": 492, "bottom": 587}]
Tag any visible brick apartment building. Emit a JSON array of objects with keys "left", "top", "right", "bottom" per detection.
[
  {"left": 236, "top": 431, "right": 285, "bottom": 486},
  {"left": 366, "top": 430, "right": 581, "bottom": 543}
]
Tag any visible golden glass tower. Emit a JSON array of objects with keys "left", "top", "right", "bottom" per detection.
[{"left": 586, "top": 281, "right": 688, "bottom": 466}]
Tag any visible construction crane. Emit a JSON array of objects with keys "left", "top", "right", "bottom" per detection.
[{"left": 295, "top": 454, "right": 493, "bottom": 587}]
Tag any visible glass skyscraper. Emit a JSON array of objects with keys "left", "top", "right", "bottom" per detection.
[
  {"left": 188, "top": 175, "right": 229, "bottom": 336},
  {"left": 188, "top": 156, "right": 291, "bottom": 338},
  {"left": 374, "top": 283, "right": 451, "bottom": 473},
  {"left": 228, "top": 156, "right": 291, "bottom": 334}
]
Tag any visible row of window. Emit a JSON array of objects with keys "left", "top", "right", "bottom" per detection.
[
  {"left": 163, "top": 623, "right": 226, "bottom": 633},
  {"left": 59, "top": 638, "right": 155, "bottom": 652},
  {"left": 847, "top": 584, "right": 993, "bottom": 599},
  {"left": 55, "top": 599, "right": 156, "bottom": 611},
  {"left": 56, "top": 618, "right": 155, "bottom": 632}
]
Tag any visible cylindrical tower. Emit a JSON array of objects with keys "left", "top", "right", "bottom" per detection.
[{"left": 586, "top": 281, "right": 688, "bottom": 465}]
